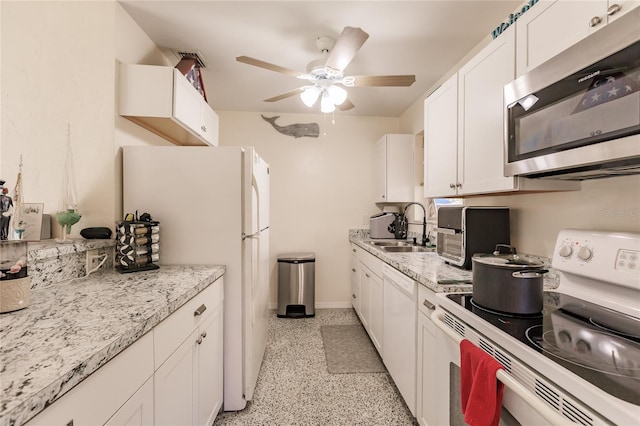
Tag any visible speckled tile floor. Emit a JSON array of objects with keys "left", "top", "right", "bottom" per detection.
[{"left": 214, "top": 308, "right": 418, "bottom": 426}]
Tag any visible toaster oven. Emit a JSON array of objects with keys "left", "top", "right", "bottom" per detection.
[{"left": 436, "top": 206, "right": 510, "bottom": 269}]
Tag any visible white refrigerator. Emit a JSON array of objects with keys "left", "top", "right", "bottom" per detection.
[{"left": 122, "top": 145, "right": 270, "bottom": 411}]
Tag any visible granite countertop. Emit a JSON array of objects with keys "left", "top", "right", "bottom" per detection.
[
  {"left": 349, "top": 230, "right": 559, "bottom": 293},
  {"left": 0, "top": 265, "right": 226, "bottom": 426}
]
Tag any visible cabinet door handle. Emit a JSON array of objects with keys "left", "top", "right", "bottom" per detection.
[
  {"left": 352, "top": 248, "right": 356, "bottom": 253},
  {"left": 588, "top": 15, "right": 602, "bottom": 27},
  {"left": 201, "top": 125, "right": 207, "bottom": 132},
  {"left": 449, "top": 183, "right": 456, "bottom": 189},
  {"left": 66, "top": 421, "right": 74, "bottom": 426},
  {"left": 365, "top": 273, "right": 371, "bottom": 278},
  {"left": 607, "top": 4, "right": 621, "bottom": 15},
  {"left": 423, "top": 299, "right": 435, "bottom": 310},
  {"left": 456, "top": 182, "right": 462, "bottom": 188},
  {"left": 352, "top": 294, "right": 356, "bottom": 299},
  {"left": 352, "top": 268, "right": 356, "bottom": 272},
  {"left": 196, "top": 336, "right": 203, "bottom": 344},
  {"left": 201, "top": 331, "right": 207, "bottom": 339},
  {"left": 194, "top": 304, "right": 207, "bottom": 316}
]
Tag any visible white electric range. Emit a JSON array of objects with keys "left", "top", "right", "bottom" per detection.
[{"left": 432, "top": 229, "right": 640, "bottom": 425}]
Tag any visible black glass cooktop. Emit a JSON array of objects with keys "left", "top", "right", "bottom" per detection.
[{"left": 447, "top": 292, "right": 640, "bottom": 405}]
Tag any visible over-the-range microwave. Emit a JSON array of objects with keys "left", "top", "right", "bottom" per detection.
[{"left": 504, "top": 6, "right": 640, "bottom": 180}]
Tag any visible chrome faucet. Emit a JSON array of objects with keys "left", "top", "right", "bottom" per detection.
[{"left": 403, "top": 202, "right": 429, "bottom": 247}]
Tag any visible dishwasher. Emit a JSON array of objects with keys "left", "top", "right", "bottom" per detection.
[{"left": 382, "top": 264, "right": 417, "bottom": 416}]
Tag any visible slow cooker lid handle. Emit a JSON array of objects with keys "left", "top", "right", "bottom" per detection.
[{"left": 493, "top": 244, "right": 517, "bottom": 256}]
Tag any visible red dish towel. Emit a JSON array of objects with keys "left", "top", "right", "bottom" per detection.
[{"left": 460, "top": 339, "right": 505, "bottom": 426}]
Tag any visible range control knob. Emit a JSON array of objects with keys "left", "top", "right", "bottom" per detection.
[
  {"left": 578, "top": 246, "right": 593, "bottom": 261},
  {"left": 559, "top": 245, "right": 573, "bottom": 258},
  {"left": 558, "top": 330, "right": 572, "bottom": 344},
  {"left": 575, "top": 339, "right": 591, "bottom": 354}
]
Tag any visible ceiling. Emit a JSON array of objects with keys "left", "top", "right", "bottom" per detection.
[{"left": 119, "top": 1, "right": 522, "bottom": 117}]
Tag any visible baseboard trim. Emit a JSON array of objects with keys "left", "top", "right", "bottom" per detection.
[{"left": 269, "top": 301, "right": 353, "bottom": 310}]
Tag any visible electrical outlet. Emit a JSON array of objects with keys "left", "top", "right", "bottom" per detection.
[{"left": 86, "top": 249, "right": 101, "bottom": 272}]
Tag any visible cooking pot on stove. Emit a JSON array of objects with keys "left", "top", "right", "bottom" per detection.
[{"left": 472, "top": 244, "right": 548, "bottom": 314}]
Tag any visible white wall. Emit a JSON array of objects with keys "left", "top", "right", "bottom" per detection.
[
  {"left": 1, "top": 1, "right": 172, "bottom": 238},
  {"left": 1, "top": 1, "right": 116, "bottom": 238},
  {"left": 218, "top": 111, "right": 398, "bottom": 307}
]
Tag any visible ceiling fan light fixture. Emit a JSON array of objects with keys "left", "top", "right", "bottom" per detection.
[
  {"left": 341, "top": 76, "right": 356, "bottom": 87},
  {"left": 320, "top": 91, "right": 336, "bottom": 113},
  {"left": 300, "top": 85, "right": 321, "bottom": 107},
  {"left": 327, "top": 85, "right": 347, "bottom": 106}
]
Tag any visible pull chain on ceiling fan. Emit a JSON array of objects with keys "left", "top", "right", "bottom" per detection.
[{"left": 236, "top": 26, "right": 416, "bottom": 113}]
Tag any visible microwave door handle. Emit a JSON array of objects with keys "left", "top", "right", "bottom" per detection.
[{"left": 431, "top": 310, "right": 575, "bottom": 426}]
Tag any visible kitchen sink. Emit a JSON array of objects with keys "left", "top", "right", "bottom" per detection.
[
  {"left": 365, "top": 240, "right": 413, "bottom": 247},
  {"left": 381, "top": 246, "right": 433, "bottom": 253}
]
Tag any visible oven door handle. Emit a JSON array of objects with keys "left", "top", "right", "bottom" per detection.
[{"left": 431, "top": 309, "right": 576, "bottom": 426}]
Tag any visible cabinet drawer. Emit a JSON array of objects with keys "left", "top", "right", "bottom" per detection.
[
  {"left": 154, "top": 279, "right": 224, "bottom": 368},
  {"left": 357, "top": 247, "right": 383, "bottom": 278},
  {"left": 418, "top": 284, "right": 437, "bottom": 317},
  {"left": 27, "top": 332, "right": 154, "bottom": 426}
]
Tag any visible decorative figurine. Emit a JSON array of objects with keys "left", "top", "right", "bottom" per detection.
[
  {"left": 12, "top": 156, "right": 26, "bottom": 240},
  {"left": 0, "top": 180, "right": 13, "bottom": 241}
]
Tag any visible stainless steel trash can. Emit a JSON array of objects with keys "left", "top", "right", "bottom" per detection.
[{"left": 277, "top": 253, "right": 315, "bottom": 318}]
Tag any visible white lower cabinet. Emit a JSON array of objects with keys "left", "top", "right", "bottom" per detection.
[
  {"left": 27, "top": 332, "right": 154, "bottom": 426},
  {"left": 155, "top": 329, "right": 197, "bottom": 425},
  {"left": 369, "top": 271, "right": 384, "bottom": 352},
  {"left": 195, "top": 306, "right": 224, "bottom": 426},
  {"left": 359, "top": 265, "right": 372, "bottom": 330},
  {"left": 105, "top": 377, "right": 154, "bottom": 426},
  {"left": 350, "top": 244, "right": 384, "bottom": 353},
  {"left": 350, "top": 249, "right": 361, "bottom": 316},
  {"left": 154, "top": 279, "right": 224, "bottom": 426},
  {"left": 416, "top": 285, "right": 438, "bottom": 426},
  {"left": 26, "top": 278, "right": 224, "bottom": 426}
]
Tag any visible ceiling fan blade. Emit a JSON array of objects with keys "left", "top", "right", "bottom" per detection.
[
  {"left": 324, "top": 27, "right": 369, "bottom": 72},
  {"left": 351, "top": 75, "right": 416, "bottom": 87},
  {"left": 263, "top": 88, "right": 302, "bottom": 103},
  {"left": 236, "top": 56, "right": 303, "bottom": 78},
  {"left": 338, "top": 98, "right": 355, "bottom": 111}
]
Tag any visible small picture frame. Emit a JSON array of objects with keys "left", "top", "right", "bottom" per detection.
[{"left": 18, "top": 203, "right": 44, "bottom": 241}]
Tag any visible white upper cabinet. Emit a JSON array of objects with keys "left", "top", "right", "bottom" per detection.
[
  {"left": 119, "top": 64, "right": 219, "bottom": 147},
  {"left": 516, "top": 0, "right": 640, "bottom": 76},
  {"left": 424, "top": 74, "right": 458, "bottom": 198},
  {"left": 457, "top": 24, "right": 516, "bottom": 195},
  {"left": 374, "top": 134, "right": 415, "bottom": 203},
  {"left": 423, "top": 26, "right": 579, "bottom": 198},
  {"left": 425, "top": 26, "right": 515, "bottom": 198}
]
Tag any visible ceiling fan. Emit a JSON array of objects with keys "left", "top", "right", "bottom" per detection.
[{"left": 236, "top": 26, "right": 416, "bottom": 113}]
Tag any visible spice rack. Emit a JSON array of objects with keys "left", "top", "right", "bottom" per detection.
[{"left": 115, "top": 220, "right": 160, "bottom": 273}]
